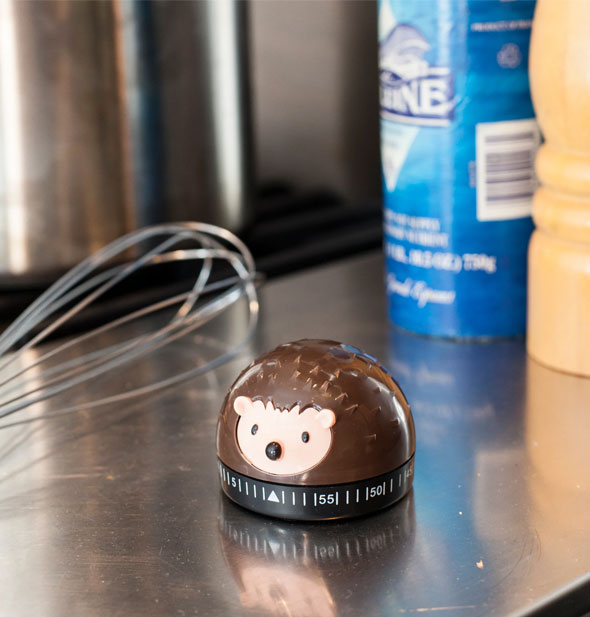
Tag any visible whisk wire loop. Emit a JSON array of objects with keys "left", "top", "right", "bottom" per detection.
[{"left": 0, "top": 223, "right": 259, "bottom": 428}]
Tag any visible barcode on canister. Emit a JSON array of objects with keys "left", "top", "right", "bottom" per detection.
[{"left": 475, "top": 119, "right": 541, "bottom": 221}]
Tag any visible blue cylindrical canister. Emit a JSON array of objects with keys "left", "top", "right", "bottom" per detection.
[{"left": 379, "top": 0, "right": 538, "bottom": 338}]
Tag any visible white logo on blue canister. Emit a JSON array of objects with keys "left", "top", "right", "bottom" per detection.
[{"left": 379, "top": 24, "right": 455, "bottom": 126}]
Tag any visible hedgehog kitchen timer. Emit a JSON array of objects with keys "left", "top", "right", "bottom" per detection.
[{"left": 216, "top": 340, "right": 416, "bottom": 521}]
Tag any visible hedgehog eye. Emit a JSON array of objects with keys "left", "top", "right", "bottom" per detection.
[
  {"left": 251, "top": 424, "right": 258, "bottom": 435},
  {"left": 301, "top": 431, "right": 310, "bottom": 443}
]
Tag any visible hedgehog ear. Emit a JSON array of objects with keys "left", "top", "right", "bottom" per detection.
[
  {"left": 316, "top": 408, "right": 336, "bottom": 428},
  {"left": 233, "top": 396, "right": 253, "bottom": 416}
]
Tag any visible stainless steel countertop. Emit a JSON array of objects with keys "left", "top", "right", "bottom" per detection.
[{"left": 1, "top": 252, "right": 589, "bottom": 617}]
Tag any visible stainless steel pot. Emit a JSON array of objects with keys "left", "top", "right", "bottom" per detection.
[{"left": 0, "top": 0, "right": 253, "bottom": 282}]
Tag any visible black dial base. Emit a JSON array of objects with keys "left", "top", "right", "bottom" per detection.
[{"left": 218, "top": 457, "right": 414, "bottom": 521}]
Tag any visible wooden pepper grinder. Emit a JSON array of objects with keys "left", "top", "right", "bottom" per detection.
[{"left": 527, "top": 0, "right": 590, "bottom": 376}]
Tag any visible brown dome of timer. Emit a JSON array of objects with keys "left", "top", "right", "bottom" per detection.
[{"left": 216, "top": 339, "right": 416, "bottom": 521}]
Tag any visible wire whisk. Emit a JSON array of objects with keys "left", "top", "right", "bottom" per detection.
[{"left": 0, "top": 223, "right": 259, "bottom": 429}]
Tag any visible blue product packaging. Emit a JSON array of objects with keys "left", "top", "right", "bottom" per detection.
[{"left": 379, "top": 0, "right": 538, "bottom": 338}]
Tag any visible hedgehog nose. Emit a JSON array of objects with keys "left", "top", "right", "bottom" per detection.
[{"left": 265, "top": 442, "right": 282, "bottom": 461}]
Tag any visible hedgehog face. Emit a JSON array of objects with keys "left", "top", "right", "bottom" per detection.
[{"left": 234, "top": 396, "right": 336, "bottom": 476}]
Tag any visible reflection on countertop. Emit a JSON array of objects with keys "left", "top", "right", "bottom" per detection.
[
  {"left": 526, "top": 357, "right": 590, "bottom": 567},
  {"left": 218, "top": 495, "right": 415, "bottom": 617}
]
